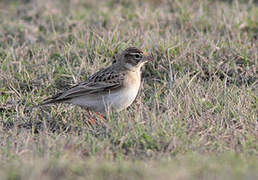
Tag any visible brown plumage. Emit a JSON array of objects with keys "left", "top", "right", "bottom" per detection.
[{"left": 41, "top": 47, "right": 152, "bottom": 114}]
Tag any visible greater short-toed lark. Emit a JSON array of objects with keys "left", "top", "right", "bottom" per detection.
[{"left": 41, "top": 47, "right": 152, "bottom": 114}]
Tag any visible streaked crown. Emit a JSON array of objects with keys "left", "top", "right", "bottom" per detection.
[{"left": 124, "top": 47, "right": 143, "bottom": 55}]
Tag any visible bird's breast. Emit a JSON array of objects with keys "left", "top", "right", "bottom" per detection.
[{"left": 104, "top": 70, "right": 141, "bottom": 111}]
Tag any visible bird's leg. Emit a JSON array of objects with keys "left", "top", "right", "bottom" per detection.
[
  {"left": 85, "top": 108, "right": 96, "bottom": 126},
  {"left": 96, "top": 112, "right": 105, "bottom": 122}
]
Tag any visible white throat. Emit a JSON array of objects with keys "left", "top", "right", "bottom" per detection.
[{"left": 124, "top": 62, "right": 146, "bottom": 72}]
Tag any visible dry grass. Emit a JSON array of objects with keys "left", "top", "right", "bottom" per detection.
[{"left": 0, "top": 0, "right": 257, "bottom": 179}]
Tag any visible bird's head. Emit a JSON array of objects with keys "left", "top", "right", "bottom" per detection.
[{"left": 119, "top": 47, "right": 153, "bottom": 71}]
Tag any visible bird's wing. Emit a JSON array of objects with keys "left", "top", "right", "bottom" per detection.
[{"left": 41, "top": 66, "right": 125, "bottom": 105}]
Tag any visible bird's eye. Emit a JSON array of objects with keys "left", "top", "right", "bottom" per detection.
[{"left": 134, "top": 54, "right": 142, "bottom": 59}]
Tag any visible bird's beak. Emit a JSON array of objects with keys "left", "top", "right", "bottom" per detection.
[{"left": 143, "top": 52, "right": 154, "bottom": 62}]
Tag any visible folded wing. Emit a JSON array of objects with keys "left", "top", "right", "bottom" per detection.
[{"left": 41, "top": 67, "right": 124, "bottom": 105}]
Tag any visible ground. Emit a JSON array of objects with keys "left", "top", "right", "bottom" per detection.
[{"left": 0, "top": 0, "right": 257, "bottom": 179}]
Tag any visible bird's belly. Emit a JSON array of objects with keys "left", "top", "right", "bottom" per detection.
[
  {"left": 104, "top": 87, "right": 139, "bottom": 112},
  {"left": 71, "top": 87, "right": 139, "bottom": 113}
]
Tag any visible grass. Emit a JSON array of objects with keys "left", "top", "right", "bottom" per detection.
[{"left": 0, "top": 0, "right": 257, "bottom": 179}]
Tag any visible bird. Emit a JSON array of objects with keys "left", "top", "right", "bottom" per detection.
[{"left": 40, "top": 47, "right": 153, "bottom": 117}]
